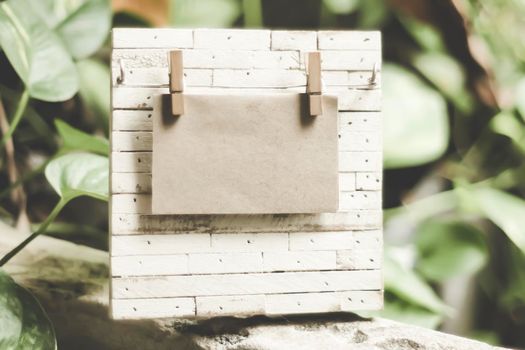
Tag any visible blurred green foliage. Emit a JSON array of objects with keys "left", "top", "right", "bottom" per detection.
[{"left": 0, "top": 0, "right": 524, "bottom": 348}]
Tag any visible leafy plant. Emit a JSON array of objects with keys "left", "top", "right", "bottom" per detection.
[{"left": 0, "top": 270, "right": 56, "bottom": 349}]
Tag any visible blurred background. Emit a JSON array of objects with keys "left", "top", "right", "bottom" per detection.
[{"left": 0, "top": 0, "right": 524, "bottom": 348}]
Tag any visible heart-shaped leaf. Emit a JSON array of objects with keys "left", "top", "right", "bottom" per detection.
[
  {"left": 0, "top": 269, "right": 56, "bottom": 349},
  {"left": 416, "top": 220, "right": 488, "bottom": 282},
  {"left": 34, "top": 0, "right": 111, "bottom": 59},
  {"left": 55, "top": 119, "right": 109, "bottom": 156},
  {"left": 0, "top": 0, "right": 78, "bottom": 101},
  {"left": 45, "top": 152, "right": 108, "bottom": 202},
  {"left": 383, "top": 64, "right": 449, "bottom": 169}
]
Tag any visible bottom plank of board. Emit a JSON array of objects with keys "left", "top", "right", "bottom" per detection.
[{"left": 111, "top": 290, "right": 383, "bottom": 319}]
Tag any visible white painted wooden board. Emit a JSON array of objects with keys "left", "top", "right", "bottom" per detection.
[{"left": 110, "top": 28, "right": 382, "bottom": 319}]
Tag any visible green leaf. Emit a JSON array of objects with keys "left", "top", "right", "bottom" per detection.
[
  {"left": 490, "top": 111, "right": 525, "bottom": 154},
  {"left": 356, "top": 0, "right": 389, "bottom": 28},
  {"left": 55, "top": 119, "right": 109, "bottom": 156},
  {"left": 383, "top": 64, "right": 449, "bottom": 169},
  {"left": 0, "top": 0, "right": 78, "bottom": 101},
  {"left": 516, "top": 77, "right": 525, "bottom": 121},
  {"left": 377, "top": 294, "right": 443, "bottom": 329},
  {"left": 398, "top": 16, "right": 446, "bottom": 52},
  {"left": 384, "top": 250, "right": 451, "bottom": 315},
  {"left": 34, "top": 0, "right": 110, "bottom": 59},
  {"left": 0, "top": 269, "right": 56, "bottom": 349},
  {"left": 77, "top": 59, "right": 110, "bottom": 133},
  {"left": 412, "top": 52, "right": 473, "bottom": 113},
  {"left": 170, "top": 0, "right": 240, "bottom": 27},
  {"left": 416, "top": 220, "right": 488, "bottom": 282},
  {"left": 472, "top": 187, "right": 525, "bottom": 254},
  {"left": 323, "top": 0, "right": 360, "bottom": 14},
  {"left": 45, "top": 152, "right": 108, "bottom": 202}
]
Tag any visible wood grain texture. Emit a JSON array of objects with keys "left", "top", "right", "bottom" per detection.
[
  {"left": 110, "top": 28, "right": 383, "bottom": 319},
  {"left": 112, "top": 270, "right": 382, "bottom": 298}
]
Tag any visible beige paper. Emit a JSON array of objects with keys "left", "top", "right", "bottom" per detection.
[{"left": 152, "top": 93, "right": 339, "bottom": 214}]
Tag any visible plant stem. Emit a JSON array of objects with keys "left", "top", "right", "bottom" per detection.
[
  {"left": 0, "top": 198, "right": 68, "bottom": 266},
  {"left": 0, "top": 88, "right": 29, "bottom": 148}
]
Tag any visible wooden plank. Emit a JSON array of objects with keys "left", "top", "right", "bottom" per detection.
[
  {"left": 112, "top": 28, "right": 194, "bottom": 49},
  {"left": 111, "top": 151, "right": 379, "bottom": 174},
  {"left": 111, "top": 173, "right": 151, "bottom": 194},
  {"left": 339, "top": 173, "right": 356, "bottom": 192},
  {"left": 112, "top": 67, "right": 378, "bottom": 88},
  {"left": 113, "top": 49, "right": 301, "bottom": 70},
  {"left": 339, "top": 290, "right": 383, "bottom": 311},
  {"left": 262, "top": 251, "right": 336, "bottom": 272},
  {"left": 318, "top": 31, "right": 381, "bottom": 51},
  {"left": 271, "top": 31, "right": 317, "bottom": 50},
  {"left": 111, "top": 297, "right": 195, "bottom": 319},
  {"left": 336, "top": 249, "right": 382, "bottom": 270},
  {"left": 112, "top": 67, "right": 213, "bottom": 87},
  {"left": 211, "top": 233, "right": 289, "bottom": 252},
  {"left": 265, "top": 290, "right": 383, "bottom": 315},
  {"left": 213, "top": 69, "right": 306, "bottom": 88},
  {"left": 339, "top": 131, "right": 382, "bottom": 151},
  {"left": 339, "top": 151, "right": 382, "bottom": 172},
  {"left": 111, "top": 255, "right": 188, "bottom": 277},
  {"left": 339, "top": 112, "right": 382, "bottom": 132},
  {"left": 265, "top": 292, "right": 340, "bottom": 315},
  {"left": 196, "top": 295, "right": 265, "bottom": 317},
  {"left": 317, "top": 51, "right": 381, "bottom": 71},
  {"left": 112, "top": 270, "right": 382, "bottom": 298},
  {"left": 112, "top": 172, "right": 358, "bottom": 194},
  {"left": 194, "top": 29, "right": 271, "bottom": 50},
  {"left": 112, "top": 194, "right": 151, "bottom": 214},
  {"left": 356, "top": 172, "right": 382, "bottom": 191},
  {"left": 289, "top": 230, "right": 381, "bottom": 252},
  {"left": 111, "top": 190, "right": 381, "bottom": 215},
  {"left": 112, "top": 86, "right": 380, "bottom": 111},
  {"left": 111, "top": 132, "right": 152, "bottom": 152},
  {"left": 113, "top": 232, "right": 384, "bottom": 257},
  {"left": 110, "top": 129, "right": 380, "bottom": 153},
  {"left": 111, "top": 234, "right": 211, "bottom": 256},
  {"left": 323, "top": 70, "right": 380, "bottom": 87},
  {"left": 111, "top": 211, "right": 382, "bottom": 235},
  {"left": 353, "top": 230, "right": 383, "bottom": 250},
  {"left": 112, "top": 110, "right": 381, "bottom": 132},
  {"left": 339, "top": 191, "right": 382, "bottom": 211},
  {"left": 188, "top": 253, "right": 263, "bottom": 274},
  {"left": 327, "top": 87, "right": 381, "bottom": 111},
  {"left": 111, "top": 152, "right": 151, "bottom": 173},
  {"left": 112, "top": 110, "right": 153, "bottom": 131},
  {"left": 289, "top": 231, "right": 354, "bottom": 251}
]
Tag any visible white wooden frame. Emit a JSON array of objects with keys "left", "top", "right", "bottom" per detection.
[{"left": 110, "top": 28, "right": 383, "bottom": 319}]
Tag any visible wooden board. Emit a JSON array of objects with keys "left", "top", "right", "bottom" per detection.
[{"left": 110, "top": 28, "right": 383, "bottom": 319}]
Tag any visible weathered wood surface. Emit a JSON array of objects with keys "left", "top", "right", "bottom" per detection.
[
  {"left": 0, "top": 230, "right": 505, "bottom": 350},
  {"left": 111, "top": 28, "right": 383, "bottom": 319}
]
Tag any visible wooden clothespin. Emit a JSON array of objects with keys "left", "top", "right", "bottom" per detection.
[
  {"left": 307, "top": 52, "right": 322, "bottom": 116},
  {"left": 169, "top": 50, "right": 184, "bottom": 116}
]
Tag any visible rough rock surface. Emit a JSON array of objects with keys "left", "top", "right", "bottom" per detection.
[{"left": 0, "top": 224, "right": 508, "bottom": 350}]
